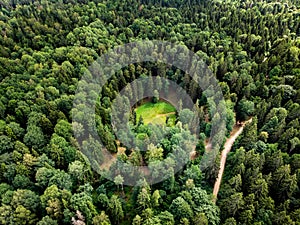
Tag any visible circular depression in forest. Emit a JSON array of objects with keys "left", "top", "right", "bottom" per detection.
[
  {"left": 73, "top": 40, "right": 227, "bottom": 186},
  {"left": 110, "top": 76, "right": 198, "bottom": 153}
]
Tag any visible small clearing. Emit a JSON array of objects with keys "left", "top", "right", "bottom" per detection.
[{"left": 135, "top": 101, "right": 176, "bottom": 125}]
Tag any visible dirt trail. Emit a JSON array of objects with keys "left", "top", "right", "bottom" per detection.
[
  {"left": 212, "top": 118, "right": 253, "bottom": 203},
  {"left": 154, "top": 112, "right": 175, "bottom": 118}
]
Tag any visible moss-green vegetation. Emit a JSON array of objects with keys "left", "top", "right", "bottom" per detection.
[
  {"left": 135, "top": 101, "right": 176, "bottom": 125},
  {"left": 0, "top": 0, "right": 299, "bottom": 224}
]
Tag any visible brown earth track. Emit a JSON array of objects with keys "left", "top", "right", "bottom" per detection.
[{"left": 212, "top": 118, "right": 253, "bottom": 203}]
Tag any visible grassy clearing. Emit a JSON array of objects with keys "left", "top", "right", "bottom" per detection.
[{"left": 135, "top": 100, "right": 176, "bottom": 125}]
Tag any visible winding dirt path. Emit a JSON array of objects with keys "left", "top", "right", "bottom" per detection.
[
  {"left": 154, "top": 112, "right": 176, "bottom": 118},
  {"left": 212, "top": 118, "right": 253, "bottom": 203}
]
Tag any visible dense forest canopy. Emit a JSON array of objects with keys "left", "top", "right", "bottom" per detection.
[{"left": 0, "top": 0, "right": 299, "bottom": 224}]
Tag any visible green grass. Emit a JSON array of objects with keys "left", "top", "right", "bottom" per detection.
[{"left": 135, "top": 100, "right": 177, "bottom": 125}]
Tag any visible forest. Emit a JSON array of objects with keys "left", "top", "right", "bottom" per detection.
[{"left": 0, "top": 0, "right": 299, "bottom": 224}]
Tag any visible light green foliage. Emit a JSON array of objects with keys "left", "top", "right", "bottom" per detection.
[
  {"left": 13, "top": 205, "right": 37, "bottom": 225},
  {"left": 137, "top": 188, "right": 151, "bottom": 211},
  {"left": 133, "top": 214, "right": 142, "bottom": 225},
  {"left": 11, "top": 189, "right": 40, "bottom": 213},
  {"left": 135, "top": 101, "right": 176, "bottom": 125},
  {"left": 37, "top": 216, "right": 58, "bottom": 225},
  {"left": 145, "top": 143, "right": 164, "bottom": 163},
  {"left": 108, "top": 195, "right": 124, "bottom": 224},
  {"left": 151, "top": 190, "right": 161, "bottom": 207},
  {"left": 114, "top": 175, "right": 124, "bottom": 191},
  {"left": 68, "top": 161, "right": 86, "bottom": 184},
  {"left": 157, "top": 211, "right": 174, "bottom": 225},
  {"left": 92, "top": 211, "right": 111, "bottom": 225},
  {"left": 54, "top": 120, "right": 72, "bottom": 140}
]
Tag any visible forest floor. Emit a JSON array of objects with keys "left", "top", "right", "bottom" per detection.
[
  {"left": 135, "top": 100, "right": 177, "bottom": 125},
  {"left": 212, "top": 118, "right": 253, "bottom": 203},
  {"left": 152, "top": 112, "right": 175, "bottom": 120}
]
